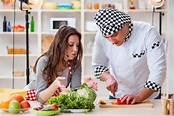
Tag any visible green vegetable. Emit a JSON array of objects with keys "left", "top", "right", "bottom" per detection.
[
  {"left": 46, "top": 83, "right": 96, "bottom": 110},
  {"left": 77, "top": 83, "right": 97, "bottom": 102}
]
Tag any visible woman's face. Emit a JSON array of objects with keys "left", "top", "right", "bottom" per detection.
[
  {"left": 64, "top": 35, "right": 79, "bottom": 60},
  {"left": 105, "top": 24, "right": 129, "bottom": 46}
]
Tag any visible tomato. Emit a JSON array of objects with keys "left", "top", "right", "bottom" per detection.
[
  {"left": 18, "top": 25, "right": 24, "bottom": 28},
  {"left": 11, "top": 25, "right": 24, "bottom": 29},
  {"left": 20, "top": 100, "right": 30, "bottom": 112},
  {"left": 117, "top": 98, "right": 127, "bottom": 105},
  {"left": 46, "top": 103, "right": 58, "bottom": 110}
]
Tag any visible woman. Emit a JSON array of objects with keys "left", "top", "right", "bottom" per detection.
[{"left": 25, "top": 25, "right": 97, "bottom": 104}]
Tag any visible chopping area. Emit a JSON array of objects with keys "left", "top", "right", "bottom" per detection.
[{"left": 99, "top": 99, "right": 153, "bottom": 108}]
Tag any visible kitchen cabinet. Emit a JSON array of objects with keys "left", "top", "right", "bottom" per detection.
[{"left": 0, "top": 0, "right": 173, "bottom": 99}]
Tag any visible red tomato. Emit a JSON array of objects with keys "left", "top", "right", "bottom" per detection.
[
  {"left": 20, "top": 100, "right": 30, "bottom": 112},
  {"left": 46, "top": 103, "right": 58, "bottom": 110},
  {"left": 117, "top": 98, "right": 127, "bottom": 105}
]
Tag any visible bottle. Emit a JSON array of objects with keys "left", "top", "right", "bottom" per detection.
[
  {"left": 3, "top": 16, "right": 7, "bottom": 32},
  {"left": 30, "top": 16, "right": 34, "bottom": 32},
  {"left": 7, "top": 21, "right": 11, "bottom": 32}
]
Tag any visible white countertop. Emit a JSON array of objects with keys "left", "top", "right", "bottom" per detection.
[{"left": 0, "top": 99, "right": 167, "bottom": 116}]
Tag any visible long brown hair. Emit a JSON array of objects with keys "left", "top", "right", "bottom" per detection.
[{"left": 33, "top": 25, "right": 83, "bottom": 82}]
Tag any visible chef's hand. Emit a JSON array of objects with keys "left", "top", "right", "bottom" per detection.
[
  {"left": 85, "top": 77, "right": 98, "bottom": 91},
  {"left": 120, "top": 94, "right": 143, "bottom": 104},
  {"left": 101, "top": 72, "right": 118, "bottom": 97}
]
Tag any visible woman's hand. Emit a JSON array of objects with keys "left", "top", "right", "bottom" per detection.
[
  {"left": 120, "top": 94, "right": 143, "bottom": 104},
  {"left": 53, "top": 77, "right": 70, "bottom": 93},
  {"left": 84, "top": 77, "right": 98, "bottom": 91},
  {"left": 61, "top": 87, "right": 70, "bottom": 93},
  {"left": 53, "top": 77, "right": 66, "bottom": 89}
]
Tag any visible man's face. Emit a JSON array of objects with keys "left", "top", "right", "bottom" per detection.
[{"left": 105, "top": 24, "right": 129, "bottom": 46}]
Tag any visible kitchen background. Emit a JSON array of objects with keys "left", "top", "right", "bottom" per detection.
[{"left": 0, "top": 0, "right": 173, "bottom": 98}]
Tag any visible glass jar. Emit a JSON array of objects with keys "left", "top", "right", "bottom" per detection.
[
  {"left": 72, "top": 0, "right": 81, "bottom": 9},
  {"left": 94, "top": 3, "right": 99, "bottom": 10},
  {"left": 87, "top": 3, "right": 92, "bottom": 9}
]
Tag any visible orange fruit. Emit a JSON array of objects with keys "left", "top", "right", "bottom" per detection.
[
  {"left": 0, "top": 99, "right": 11, "bottom": 111},
  {"left": 10, "top": 94, "right": 24, "bottom": 103}
]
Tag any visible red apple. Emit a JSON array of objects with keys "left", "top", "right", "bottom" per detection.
[{"left": 20, "top": 100, "right": 30, "bottom": 112}]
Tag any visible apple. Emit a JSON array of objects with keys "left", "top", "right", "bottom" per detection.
[
  {"left": 20, "top": 100, "right": 30, "bottom": 112},
  {"left": 8, "top": 100, "right": 21, "bottom": 114}
]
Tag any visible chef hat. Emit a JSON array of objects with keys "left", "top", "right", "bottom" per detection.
[{"left": 94, "top": 8, "right": 131, "bottom": 37}]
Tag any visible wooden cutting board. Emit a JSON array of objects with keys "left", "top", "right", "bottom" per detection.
[{"left": 99, "top": 99, "right": 153, "bottom": 108}]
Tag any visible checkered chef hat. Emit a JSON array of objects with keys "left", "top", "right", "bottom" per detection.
[{"left": 94, "top": 8, "right": 131, "bottom": 37}]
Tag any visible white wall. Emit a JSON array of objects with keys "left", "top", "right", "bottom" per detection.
[{"left": 166, "top": 0, "right": 174, "bottom": 95}]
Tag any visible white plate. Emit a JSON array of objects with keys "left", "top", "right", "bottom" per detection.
[{"left": 62, "top": 109, "right": 91, "bottom": 113}]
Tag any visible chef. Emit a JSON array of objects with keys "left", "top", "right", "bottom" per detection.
[{"left": 92, "top": 8, "right": 166, "bottom": 104}]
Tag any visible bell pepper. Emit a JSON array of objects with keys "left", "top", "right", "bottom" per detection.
[{"left": 117, "top": 98, "right": 127, "bottom": 105}]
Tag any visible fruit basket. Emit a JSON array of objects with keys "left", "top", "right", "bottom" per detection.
[
  {"left": 11, "top": 25, "right": 25, "bottom": 32},
  {"left": 0, "top": 89, "right": 27, "bottom": 102},
  {"left": 0, "top": 93, "right": 30, "bottom": 114},
  {"left": 6, "top": 47, "right": 26, "bottom": 54},
  {"left": 0, "top": 107, "right": 30, "bottom": 113}
]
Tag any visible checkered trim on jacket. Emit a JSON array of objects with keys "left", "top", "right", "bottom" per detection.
[
  {"left": 94, "top": 66, "right": 109, "bottom": 79},
  {"left": 144, "top": 81, "right": 161, "bottom": 91},
  {"left": 152, "top": 41, "right": 160, "bottom": 49}
]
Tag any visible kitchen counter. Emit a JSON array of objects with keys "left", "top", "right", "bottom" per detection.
[{"left": 0, "top": 99, "right": 166, "bottom": 116}]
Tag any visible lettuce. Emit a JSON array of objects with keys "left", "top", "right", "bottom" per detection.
[{"left": 46, "top": 83, "right": 96, "bottom": 110}]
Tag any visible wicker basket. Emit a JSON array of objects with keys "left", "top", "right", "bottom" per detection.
[
  {"left": 2, "top": 3, "right": 14, "bottom": 9},
  {"left": 6, "top": 47, "right": 26, "bottom": 54},
  {"left": 12, "top": 71, "right": 24, "bottom": 76}
]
